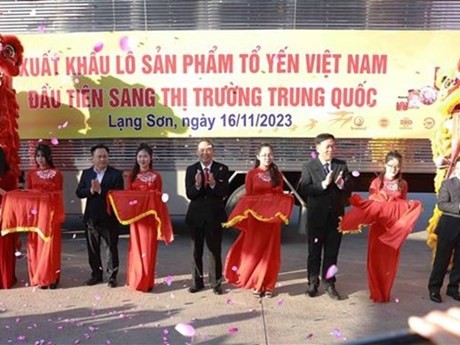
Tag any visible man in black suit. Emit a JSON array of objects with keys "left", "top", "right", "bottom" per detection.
[
  {"left": 185, "top": 139, "right": 229, "bottom": 295},
  {"left": 299, "top": 133, "right": 352, "bottom": 300},
  {"left": 428, "top": 157, "right": 460, "bottom": 303},
  {"left": 76, "top": 144, "right": 124, "bottom": 288}
]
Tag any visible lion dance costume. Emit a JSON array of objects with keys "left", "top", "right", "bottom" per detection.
[
  {"left": 0, "top": 34, "right": 24, "bottom": 289},
  {"left": 0, "top": 34, "right": 23, "bottom": 181},
  {"left": 427, "top": 60, "right": 460, "bottom": 256}
]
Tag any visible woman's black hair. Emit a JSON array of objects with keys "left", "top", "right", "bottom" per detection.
[
  {"left": 254, "top": 143, "right": 281, "bottom": 187},
  {"left": 130, "top": 143, "right": 153, "bottom": 182},
  {"left": 378, "top": 150, "right": 404, "bottom": 190},
  {"left": 35, "top": 144, "right": 55, "bottom": 168}
]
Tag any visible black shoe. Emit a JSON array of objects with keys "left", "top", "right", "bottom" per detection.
[
  {"left": 446, "top": 291, "right": 460, "bottom": 301},
  {"left": 306, "top": 284, "right": 318, "bottom": 297},
  {"left": 325, "top": 285, "right": 341, "bottom": 300},
  {"left": 213, "top": 286, "right": 223, "bottom": 295},
  {"left": 429, "top": 291, "right": 442, "bottom": 303},
  {"left": 85, "top": 277, "right": 103, "bottom": 286},
  {"left": 38, "top": 285, "right": 49, "bottom": 290},
  {"left": 107, "top": 279, "right": 117, "bottom": 288},
  {"left": 188, "top": 285, "right": 204, "bottom": 293},
  {"left": 49, "top": 280, "right": 59, "bottom": 290}
]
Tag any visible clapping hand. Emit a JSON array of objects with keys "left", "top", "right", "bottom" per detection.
[
  {"left": 194, "top": 170, "right": 202, "bottom": 188},
  {"left": 91, "top": 179, "right": 101, "bottom": 194}
]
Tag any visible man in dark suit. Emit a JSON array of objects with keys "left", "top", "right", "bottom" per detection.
[
  {"left": 299, "top": 133, "right": 352, "bottom": 300},
  {"left": 76, "top": 144, "right": 124, "bottom": 288},
  {"left": 185, "top": 139, "right": 229, "bottom": 295},
  {"left": 428, "top": 157, "right": 460, "bottom": 303}
]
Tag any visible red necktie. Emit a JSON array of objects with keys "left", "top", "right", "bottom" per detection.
[{"left": 204, "top": 167, "right": 210, "bottom": 185}]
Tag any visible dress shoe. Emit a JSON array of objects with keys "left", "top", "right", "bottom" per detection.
[
  {"left": 446, "top": 291, "right": 460, "bottom": 301},
  {"left": 107, "top": 279, "right": 117, "bottom": 288},
  {"left": 212, "top": 286, "right": 223, "bottom": 295},
  {"left": 188, "top": 285, "right": 204, "bottom": 293},
  {"left": 264, "top": 290, "right": 274, "bottom": 298},
  {"left": 429, "top": 291, "right": 442, "bottom": 303},
  {"left": 85, "top": 277, "right": 103, "bottom": 286},
  {"left": 306, "top": 284, "right": 318, "bottom": 297},
  {"left": 49, "top": 280, "right": 59, "bottom": 290},
  {"left": 325, "top": 285, "right": 341, "bottom": 300},
  {"left": 253, "top": 289, "right": 263, "bottom": 298},
  {"left": 39, "top": 285, "right": 49, "bottom": 290}
]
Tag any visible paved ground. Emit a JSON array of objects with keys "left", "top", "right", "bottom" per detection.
[{"left": 1, "top": 212, "right": 458, "bottom": 345}]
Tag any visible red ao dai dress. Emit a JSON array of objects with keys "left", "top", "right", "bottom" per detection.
[
  {"left": 223, "top": 167, "right": 293, "bottom": 293},
  {"left": 340, "top": 177, "right": 422, "bottom": 302},
  {"left": 26, "top": 168, "right": 64, "bottom": 287},
  {"left": 126, "top": 170, "right": 165, "bottom": 292}
]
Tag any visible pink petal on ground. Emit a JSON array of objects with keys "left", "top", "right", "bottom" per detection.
[
  {"left": 276, "top": 299, "right": 284, "bottom": 306},
  {"left": 93, "top": 42, "right": 104, "bottom": 53},
  {"left": 164, "top": 275, "right": 173, "bottom": 286},
  {"left": 50, "top": 138, "right": 59, "bottom": 146},
  {"left": 163, "top": 329, "right": 169, "bottom": 335},
  {"left": 325, "top": 265, "right": 339, "bottom": 279},
  {"left": 119, "top": 36, "right": 134, "bottom": 52},
  {"left": 226, "top": 298, "right": 233, "bottom": 305},
  {"left": 161, "top": 193, "right": 169, "bottom": 203},
  {"left": 174, "top": 323, "right": 196, "bottom": 337},
  {"left": 128, "top": 200, "right": 138, "bottom": 206},
  {"left": 17, "top": 335, "right": 26, "bottom": 341},
  {"left": 228, "top": 327, "right": 239, "bottom": 334},
  {"left": 395, "top": 298, "right": 400, "bottom": 303},
  {"left": 352, "top": 170, "right": 360, "bottom": 177}
]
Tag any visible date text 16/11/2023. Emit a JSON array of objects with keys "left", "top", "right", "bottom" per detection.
[{"left": 108, "top": 113, "right": 293, "bottom": 131}]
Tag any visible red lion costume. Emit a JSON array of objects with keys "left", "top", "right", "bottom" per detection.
[{"left": 0, "top": 34, "right": 24, "bottom": 180}]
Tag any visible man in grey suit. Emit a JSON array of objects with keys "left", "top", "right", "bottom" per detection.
[
  {"left": 299, "top": 133, "right": 352, "bottom": 300},
  {"left": 428, "top": 157, "right": 460, "bottom": 303}
]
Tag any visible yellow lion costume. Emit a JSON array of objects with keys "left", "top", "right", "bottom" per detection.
[{"left": 427, "top": 60, "right": 460, "bottom": 255}]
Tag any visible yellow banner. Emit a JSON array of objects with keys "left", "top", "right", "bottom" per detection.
[{"left": 14, "top": 30, "right": 460, "bottom": 139}]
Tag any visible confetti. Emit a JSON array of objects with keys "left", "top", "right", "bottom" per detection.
[
  {"left": 227, "top": 326, "right": 238, "bottom": 334},
  {"left": 226, "top": 298, "right": 233, "bottom": 305},
  {"left": 93, "top": 42, "right": 104, "bottom": 53},
  {"left": 161, "top": 193, "right": 169, "bottom": 203},
  {"left": 129, "top": 200, "right": 138, "bottom": 206},
  {"left": 72, "top": 234, "right": 77, "bottom": 239},
  {"left": 395, "top": 298, "right": 400, "bottom": 303},
  {"left": 164, "top": 275, "right": 173, "bottom": 286},
  {"left": 175, "top": 323, "right": 196, "bottom": 337},
  {"left": 31, "top": 209, "right": 38, "bottom": 215},
  {"left": 352, "top": 170, "right": 360, "bottom": 177},
  {"left": 311, "top": 151, "right": 317, "bottom": 159},
  {"left": 119, "top": 36, "right": 135, "bottom": 52},
  {"left": 276, "top": 299, "right": 284, "bottom": 306},
  {"left": 37, "top": 25, "right": 46, "bottom": 33},
  {"left": 231, "top": 265, "right": 238, "bottom": 272},
  {"left": 325, "top": 265, "right": 339, "bottom": 279},
  {"left": 50, "top": 138, "right": 59, "bottom": 146}
]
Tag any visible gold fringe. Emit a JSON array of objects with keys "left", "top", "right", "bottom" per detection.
[{"left": 222, "top": 208, "right": 289, "bottom": 228}]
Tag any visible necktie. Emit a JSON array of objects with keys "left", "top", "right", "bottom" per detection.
[
  {"left": 204, "top": 167, "right": 210, "bottom": 185},
  {"left": 324, "top": 163, "right": 330, "bottom": 174}
]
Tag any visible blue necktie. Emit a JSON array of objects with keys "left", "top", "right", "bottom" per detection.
[{"left": 324, "top": 163, "right": 330, "bottom": 174}]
